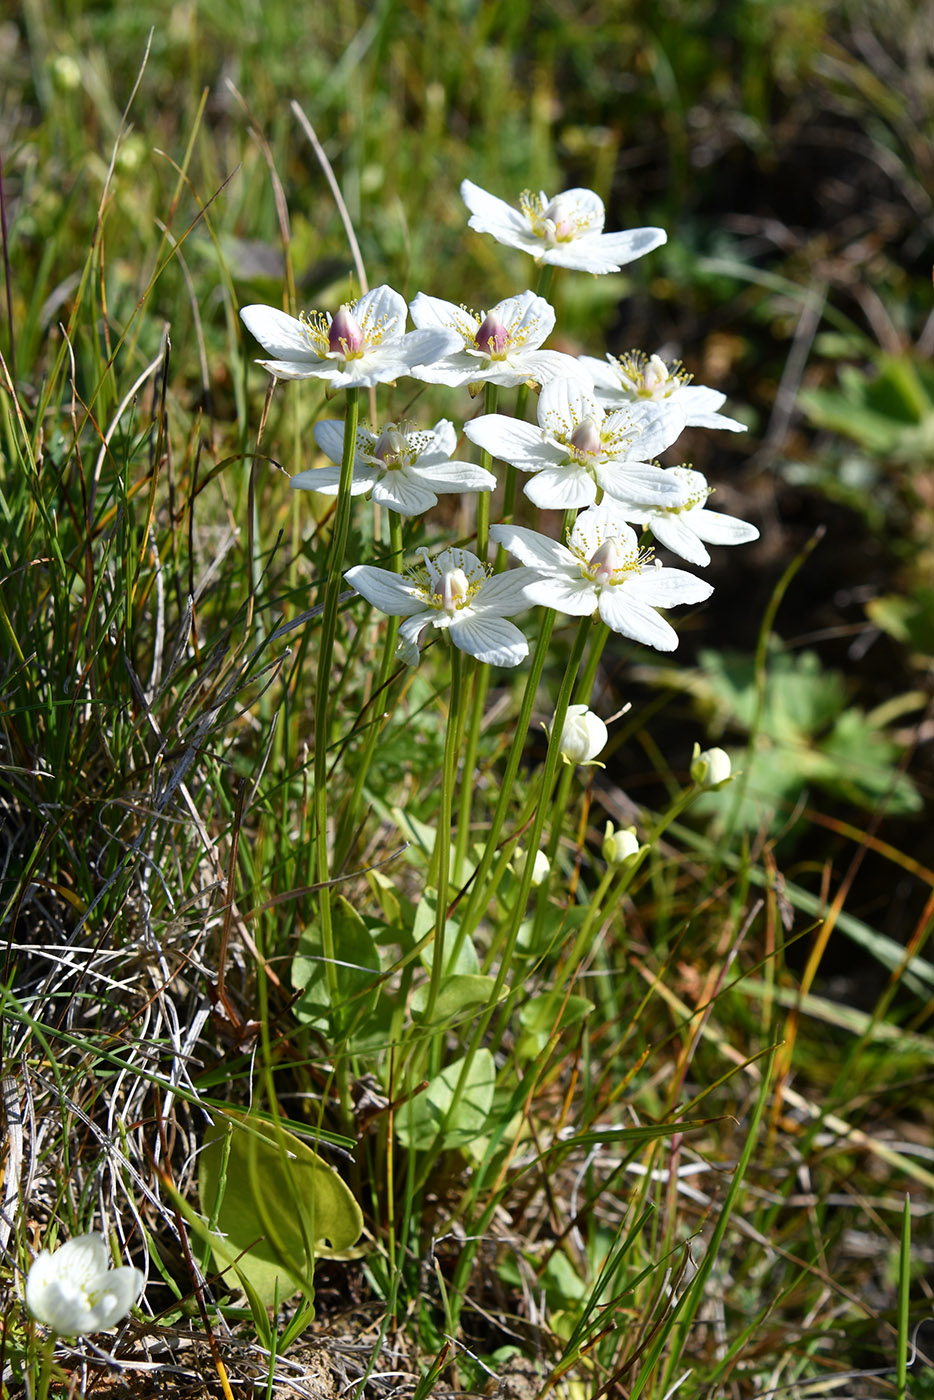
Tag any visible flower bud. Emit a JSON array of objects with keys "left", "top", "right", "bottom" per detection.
[
  {"left": 602, "top": 822, "right": 641, "bottom": 866},
  {"left": 690, "top": 743, "right": 732, "bottom": 788},
  {"left": 474, "top": 311, "right": 510, "bottom": 356},
  {"left": 328, "top": 305, "right": 365, "bottom": 356},
  {"left": 513, "top": 846, "right": 550, "bottom": 887},
  {"left": 552, "top": 704, "right": 608, "bottom": 767}
]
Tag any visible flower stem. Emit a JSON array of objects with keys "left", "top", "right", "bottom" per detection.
[
  {"left": 417, "top": 615, "right": 591, "bottom": 1182},
  {"left": 312, "top": 387, "right": 358, "bottom": 1130},
  {"left": 334, "top": 509, "right": 404, "bottom": 868},
  {"left": 475, "top": 382, "right": 497, "bottom": 560},
  {"left": 422, "top": 642, "right": 465, "bottom": 1031}
]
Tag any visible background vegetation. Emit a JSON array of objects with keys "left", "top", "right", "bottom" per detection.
[{"left": 2, "top": 0, "right": 933, "bottom": 1396}]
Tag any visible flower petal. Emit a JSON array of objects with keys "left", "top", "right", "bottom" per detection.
[
  {"left": 345, "top": 566, "right": 427, "bottom": 616},
  {"left": 523, "top": 464, "right": 597, "bottom": 510},
  {"left": 490, "top": 523, "right": 577, "bottom": 572},
  {"left": 597, "top": 588, "right": 680, "bottom": 650},
  {"left": 461, "top": 179, "right": 532, "bottom": 243},
  {"left": 463, "top": 415, "right": 556, "bottom": 470},
  {"left": 646, "top": 514, "right": 712, "bottom": 566},
  {"left": 473, "top": 569, "right": 540, "bottom": 616},
  {"left": 371, "top": 474, "right": 438, "bottom": 516},
  {"left": 625, "top": 567, "right": 714, "bottom": 607},
  {"left": 411, "top": 459, "right": 497, "bottom": 493},
  {"left": 354, "top": 284, "right": 407, "bottom": 338},
  {"left": 290, "top": 465, "right": 375, "bottom": 495},
  {"left": 240, "top": 305, "right": 314, "bottom": 359},
  {"left": 686, "top": 509, "right": 760, "bottom": 547},
  {"left": 449, "top": 612, "right": 529, "bottom": 666}
]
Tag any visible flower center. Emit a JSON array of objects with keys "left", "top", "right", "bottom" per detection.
[
  {"left": 615, "top": 350, "right": 692, "bottom": 400},
  {"left": 568, "top": 415, "right": 603, "bottom": 459},
  {"left": 570, "top": 531, "right": 653, "bottom": 584},
  {"left": 474, "top": 311, "right": 510, "bottom": 356},
  {"left": 520, "top": 190, "right": 599, "bottom": 245},
  {"left": 328, "top": 305, "right": 365, "bottom": 357},
  {"left": 657, "top": 466, "right": 711, "bottom": 516},
  {"left": 411, "top": 548, "right": 488, "bottom": 614},
  {"left": 371, "top": 424, "right": 412, "bottom": 470}
]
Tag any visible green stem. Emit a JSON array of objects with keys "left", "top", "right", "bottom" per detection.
[
  {"left": 417, "top": 616, "right": 592, "bottom": 1186},
  {"left": 36, "top": 1331, "right": 56, "bottom": 1400},
  {"left": 475, "top": 382, "right": 498, "bottom": 560},
  {"left": 312, "top": 387, "right": 359, "bottom": 1131},
  {"left": 334, "top": 509, "right": 404, "bottom": 867},
  {"left": 422, "top": 643, "right": 465, "bottom": 1030},
  {"left": 449, "top": 607, "right": 555, "bottom": 964}
]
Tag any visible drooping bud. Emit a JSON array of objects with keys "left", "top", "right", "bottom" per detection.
[
  {"left": 551, "top": 703, "right": 608, "bottom": 767},
  {"left": 690, "top": 742, "right": 732, "bottom": 788},
  {"left": 643, "top": 354, "right": 669, "bottom": 395},
  {"left": 438, "top": 567, "right": 470, "bottom": 613},
  {"left": 372, "top": 424, "right": 409, "bottom": 467},
  {"left": 328, "top": 305, "right": 365, "bottom": 356},
  {"left": 587, "top": 537, "right": 623, "bottom": 584},
  {"left": 569, "top": 415, "right": 603, "bottom": 458},
  {"left": 474, "top": 311, "right": 510, "bottom": 356},
  {"left": 602, "top": 822, "right": 641, "bottom": 867}
]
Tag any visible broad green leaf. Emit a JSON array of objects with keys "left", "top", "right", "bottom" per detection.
[
  {"left": 395, "top": 1049, "right": 495, "bottom": 1150},
  {"left": 517, "top": 991, "right": 594, "bottom": 1059},
  {"left": 291, "top": 896, "right": 381, "bottom": 1033},
  {"left": 198, "top": 1108, "right": 363, "bottom": 1307},
  {"left": 410, "top": 973, "right": 497, "bottom": 1025}
]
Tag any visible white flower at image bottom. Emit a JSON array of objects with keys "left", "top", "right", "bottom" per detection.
[
  {"left": 239, "top": 285, "right": 460, "bottom": 390},
  {"left": 490, "top": 505, "right": 713, "bottom": 653},
  {"left": 25, "top": 1233, "right": 144, "bottom": 1335},
  {"left": 291, "top": 418, "right": 496, "bottom": 517},
  {"left": 345, "top": 548, "right": 534, "bottom": 667},
  {"left": 460, "top": 180, "right": 667, "bottom": 274},
  {"left": 620, "top": 465, "right": 760, "bottom": 567}
]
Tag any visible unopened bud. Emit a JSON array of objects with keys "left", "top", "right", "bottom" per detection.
[
  {"left": 602, "top": 822, "right": 641, "bottom": 866},
  {"left": 690, "top": 743, "right": 732, "bottom": 788},
  {"left": 552, "top": 704, "right": 608, "bottom": 767}
]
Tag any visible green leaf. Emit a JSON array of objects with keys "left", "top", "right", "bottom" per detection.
[
  {"left": 395, "top": 1050, "right": 496, "bottom": 1150},
  {"left": 291, "top": 896, "right": 381, "bottom": 1033},
  {"left": 198, "top": 1108, "right": 364, "bottom": 1307},
  {"left": 410, "top": 973, "right": 498, "bottom": 1025},
  {"left": 517, "top": 991, "right": 594, "bottom": 1059}
]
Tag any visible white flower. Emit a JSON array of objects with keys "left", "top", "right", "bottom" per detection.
[
  {"left": 461, "top": 180, "right": 667, "bottom": 274},
  {"left": 552, "top": 704, "right": 608, "bottom": 766},
  {"left": 239, "top": 285, "right": 460, "bottom": 390},
  {"left": 25, "top": 1233, "right": 144, "bottom": 1335},
  {"left": 490, "top": 504, "right": 713, "bottom": 653},
  {"left": 407, "top": 291, "right": 588, "bottom": 390},
  {"left": 345, "top": 547, "right": 533, "bottom": 667},
  {"left": 602, "top": 822, "right": 642, "bottom": 866},
  {"left": 690, "top": 743, "right": 732, "bottom": 788},
  {"left": 618, "top": 465, "right": 760, "bottom": 567},
  {"left": 579, "top": 351, "right": 746, "bottom": 431},
  {"left": 465, "top": 378, "right": 685, "bottom": 512},
  {"left": 290, "top": 419, "right": 496, "bottom": 517}
]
